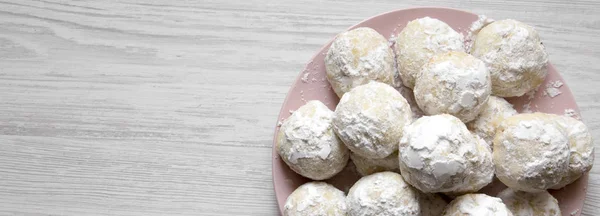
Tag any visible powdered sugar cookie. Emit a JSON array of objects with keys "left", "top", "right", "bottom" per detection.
[
  {"left": 395, "top": 17, "right": 464, "bottom": 89},
  {"left": 498, "top": 188, "right": 560, "bottom": 216},
  {"left": 333, "top": 81, "right": 412, "bottom": 159},
  {"left": 493, "top": 113, "right": 569, "bottom": 192},
  {"left": 350, "top": 151, "right": 399, "bottom": 176},
  {"left": 414, "top": 51, "right": 491, "bottom": 122},
  {"left": 398, "top": 114, "right": 494, "bottom": 194},
  {"left": 284, "top": 182, "right": 347, "bottom": 216},
  {"left": 467, "top": 96, "right": 518, "bottom": 148},
  {"left": 551, "top": 115, "right": 594, "bottom": 189},
  {"left": 471, "top": 19, "right": 549, "bottom": 97},
  {"left": 325, "top": 27, "right": 396, "bottom": 97},
  {"left": 277, "top": 100, "right": 350, "bottom": 180},
  {"left": 442, "top": 193, "right": 513, "bottom": 216},
  {"left": 346, "top": 171, "right": 420, "bottom": 216}
]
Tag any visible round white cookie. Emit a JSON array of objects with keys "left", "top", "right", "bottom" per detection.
[
  {"left": 417, "top": 192, "right": 448, "bottom": 216},
  {"left": 350, "top": 151, "right": 399, "bottom": 176},
  {"left": 442, "top": 193, "right": 513, "bottom": 216},
  {"left": 467, "top": 96, "right": 518, "bottom": 148},
  {"left": 284, "top": 182, "right": 347, "bottom": 216},
  {"left": 277, "top": 100, "right": 350, "bottom": 180},
  {"left": 325, "top": 27, "right": 396, "bottom": 97},
  {"left": 498, "top": 188, "right": 561, "bottom": 216},
  {"left": 414, "top": 51, "right": 492, "bottom": 122},
  {"left": 493, "top": 113, "right": 570, "bottom": 192},
  {"left": 394, "top": 17, "right": 465, "bottom": 89},
  {"left": 551, "top": 115, "right": 595, "bottom": 189},
  {"left": 471, "top": 19, "right": 549, "bottom": 97},
  {"left": 398, "top": 114, "right": 494, "bottom": 194},
  {"left": 346, "top": 171, "right": 420, "bottom": 216},
  {"left": 333, "top": 81, "right": 412, "bottom": 159}
]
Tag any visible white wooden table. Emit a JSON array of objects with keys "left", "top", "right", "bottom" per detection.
[{"left": 0, "top": 0, "right": 598, "bottom": 215}]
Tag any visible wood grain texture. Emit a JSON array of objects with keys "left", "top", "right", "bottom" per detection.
[{"left": 0, "top": 0, "right": 598, "bottom": 215}]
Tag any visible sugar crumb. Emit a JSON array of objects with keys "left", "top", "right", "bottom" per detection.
[
  {"left": 388, "top": 34, "right": 397, "bottom": 47},
  {"left": 543, "top": 81, "right": 563, "bottom": 97},
  {"left": 545, "top": 87, "right": 562, "bottom": 97},
  {"left": 301, "top": 72, "right": 310, "bottom": 83},
  {"left": 571, "top": 208, "right": 579, "bottom": 216},
  {"left": 552, "top": 80, "right": 564, "bottom": 88},
  {"left": 564, "top": 109, "right": 580, "bottom": 119}
]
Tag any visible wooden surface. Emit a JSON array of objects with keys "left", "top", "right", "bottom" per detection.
[{"left": 0, "top": 0, "right": 598, "bottom": 215}]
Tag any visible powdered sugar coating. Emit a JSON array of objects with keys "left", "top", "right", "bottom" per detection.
[
  {"left": 414, "top": 51, "right": 492, "bottom": 122},
  {"left": 470, "top": 133, "right": 495, "bottom": 191},
  {"left": 394, "top": 17, "right": 465, "bottom": 89},
  {"left": 397, "top": 85, "right": 425, "bottom": 119},
  {"left": 325, "top": 27, "right": 396, "bottom": 97},
  {"left": 346, "top": 172, "right": 420, "bottom": 216},
  {"left": 350, "top": 151, "right": 399, "bottom": 176},
  {"left": 398, "top": 114, "right": 494, "bottom": 193},
  {"left": 551, "top": 115, "right": 595, "bottom": 189},
  {"left": 471, "top": 19, "right": 549, "bottom": 97},
  {"left": 277, "top": 100, "right": 350, "bottom": 180},
  {"left": 467, "top": 96, "right": 518, "bottom": 148},
  {"left": 333, "top": 81, "right": 412, "bottom": 159},
  {"left": 284, "top": 182, "right": 347, "bottom": 216},
  {"left": 498, "top": 188, "right": 561, "bottom": 216},
  {"left": 442, "top": 193, "right": 513, "bottom": 216},
  {"left": 465, "top": 15, "right": 495, "bottom": 53},
  {"left": 493, "top": 113, "right": 570, "bottom": 192},
  {"left": 417, "top": 192, "right": 448, "bottom": 216}
]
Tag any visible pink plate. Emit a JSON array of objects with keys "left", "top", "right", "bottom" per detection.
[{"left": 272, "top": 7, "right": 588, "bottom": 216}]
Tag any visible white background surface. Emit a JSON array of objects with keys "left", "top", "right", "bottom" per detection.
[{"left": 0, "top": 0, "right": 598, "bottom": 215}]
